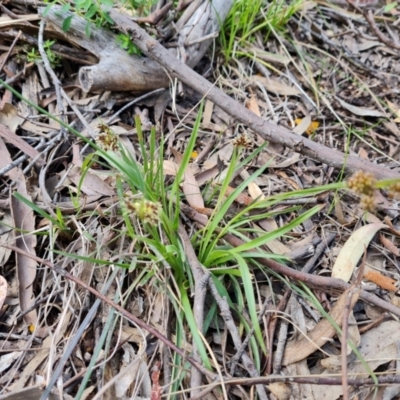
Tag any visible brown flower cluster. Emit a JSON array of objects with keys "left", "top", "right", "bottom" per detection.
[
  {"left": 96, "top": 124, "right": 119, "bottom": 152},
  {"left": 388, "top": 182, "right": 400, "bottom": 199},
  {"left": 347, "top": 171, "right": 376, "bottom": 195},
  {"left": 232, "top": 133, "right": 252, "bottom": 149},
  {"left": 125, "top": 194, "right": 162, "bottom": 225},
  {"left": 347, "top": 171, "right": 377, "bottom": 212}
]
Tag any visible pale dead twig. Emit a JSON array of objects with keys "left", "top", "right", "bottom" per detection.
[
  {"left": 0, "top": 63, "right": 35, "bottom": 90},
  {"left": 178, "top": 224, "right": 210, "bottom": 396},
  {"left": 178, "top": 225, "right": 269, "bottom": 399},
  {"left": 268, "top": 289, "right": 292, "bottom": 375},
  {"left": 344, "top": 0, "right": 400, "bottom": 50},
  {"left": 132, "top": 2, "right": 173, "bottom": 25},
  {"left": 302, "top": 232, "right": 337, "bottom": 274},
  {"left": 363, "top": 10, "right": 400, "bottom": 51},
  {"left": 0, "top": 30, "right": 21, "bottom": 73},
  {"left": 229, "top": 296, "right": 270, "bottom": 376},
  {"left": 207, "top": 275, "right": 270, "bottom": 400},
  {"left": 272, "top": 300, "right": 290, "bottom": 375},
  {"left": 38, "top": 20, "right": 65, "bottom": 129},
  {"left": 358, "top": 314, "right": 387, "bottom": 334},
  {"left": 109, "top": 9, "right": 400, "bottom": 179}
]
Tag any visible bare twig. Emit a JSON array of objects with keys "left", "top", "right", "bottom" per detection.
[
  {"left": 207, "top": 276, "right": 270, "bottom": 400},
  {"left": 38, "top": 20, "right": 65, "bottom": 130},
  {"left": 229, "top": 296, "right": 270, "bottom": 376},
  {"left": 364, "top": 10, "right": 400, "bottom": 50},
  {"left": 0, "top": 30, "right": 21, "bottom": 73},
  {"left": 109, "top": 9, "right": 400, "bottom": 179},
  {"left": 191, "top": 373, "right": 400, "bottom": 398},
  {"left": 268, "top": 289, "right": 291, "bottom": 375},
  {"left": 178, "top": 224, "right": 210, "bottom": 396},
  {"left": 133, "top": 2, "right": 173, "bottom": 24},
  {"left": 302, "top": 232, "right": 336, "bottom": 274}
]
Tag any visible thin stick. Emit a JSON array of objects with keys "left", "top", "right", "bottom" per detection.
[{"left": 364, "top": 10, "right": 400, "bottom": 51}]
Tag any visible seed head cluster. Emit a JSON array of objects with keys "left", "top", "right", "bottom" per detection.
[
  {"left": 388, "top": 182, "right": 400, "bottom": 199},
  {"left": 125, "top": 194, "right": 162, "bottom": 225},
  {"left": 96, "top": 124, "right": 119, "bottom": 152},
  {"left": 359, "top": 194, "right": 376, "bottom": 213},
  {"left": 347, "top": 171, "right": 376, "bottom": 195},
  {"left": 232, "top": 133, "right": 252, "bottom": 149},
  {"left": 347, "top": 171, "right": 378, "bottom": 212}
]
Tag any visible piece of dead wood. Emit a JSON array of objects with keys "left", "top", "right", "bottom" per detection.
[
  {"left": 39, "top": 1, "right": 233, "bottom": 92},
  {"left": 108, "top": 9, "right": 400, "bottom": 180}
]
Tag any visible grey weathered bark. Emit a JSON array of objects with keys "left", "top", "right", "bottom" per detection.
[
  {"left": 39, "top": 1, "right": 233, "bottom": 92},
  {"left": 107, "top": 8, "right": 400, "bottom": 180}
]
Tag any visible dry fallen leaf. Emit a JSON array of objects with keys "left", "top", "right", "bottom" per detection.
[
  {"left": 294, "top": 117, "right": 320, "bottom": 136},
  {"left": 364, "top": 269, "right": 398, "bottom": 292},
  {"left": 202, "top": 99, "right": 214, "bottom": 127},
  {"left": 203, "top": 142, "right": 233, "bottom": 170},
  {"left": 257, "top": 218, "right": 291, "bottom": 255},
  {"left": 246, "top": 88, "right": 261, "bottom": 117},
  {"left": 10, "top": 171, "right": 38, "bottom": 329},
  {"left": 0, "top": 275, "right": 7, "bottom": 311},
  {"left": 165, "top": 152, "right": 205, "bottom": 210},
  {"left": 251, "top": 76, "right": 301, "bottom": 96},
  {"left": 386, "top": 99, "right": 400, "bottom": 123},
  {"left": 312, "top": 320, "right": 400, "bottom": 400},
  {"left": 240, "top": 169, "right": 264, "bottom": 200},
  {"left": 336, "top": 97, "right": 387, "bottom": 118},
  {"left": 282, "top": 285, "right": 360, "bottom": 365},
  {"left": 0, "top": 212, "right": 14, "bottom": 266},
  {"left": 379, "top": 233, "right": 400, "bottom": 256},
  {"left": 293, "top": 115, "right": 311, "bottom": 135},
  {"left": 67, "top": 166, "right": 114, "bottom": 197},
  {"left": 268, "top": 382, "right": 291, "bottom": 400},
  {"left": 0, "top": 123, "right": 45, "bottom": 166},
  {"left": 331, "top": 223, "right": 387, "bottom": 282},
  {"left": 0, "top": 103, "right": 24, "bottom": 132}
]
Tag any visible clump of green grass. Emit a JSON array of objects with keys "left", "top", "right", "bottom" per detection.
[{"left": 221, "top": 0, "right": 304, "bottom": 63}]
